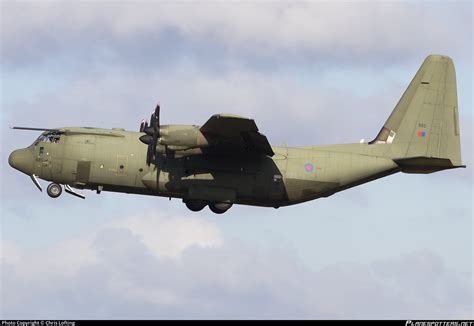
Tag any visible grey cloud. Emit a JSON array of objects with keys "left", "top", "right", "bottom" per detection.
[
  {"left": 2, "top": 2, "right": 472, "bottom": 68},
  {"left": 1, "top": 223, "right": 471, "bottom": 319}
]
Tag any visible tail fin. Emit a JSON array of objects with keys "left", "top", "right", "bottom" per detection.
[{"left": 371, "top": 54, "right": 465, "bottom": 173}]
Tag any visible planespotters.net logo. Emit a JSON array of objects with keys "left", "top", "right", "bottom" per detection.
[{"left": 406, "top": 321, "right": 474, "bottom": 326}]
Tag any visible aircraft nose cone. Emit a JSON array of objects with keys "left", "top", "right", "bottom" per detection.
[{"left": 8, "top": 149, "right": 34, "bottom": 175}]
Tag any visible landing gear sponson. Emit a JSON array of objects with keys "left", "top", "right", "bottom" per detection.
[{"left": 184, "top": 200, "right": 233, "bottom": 214}]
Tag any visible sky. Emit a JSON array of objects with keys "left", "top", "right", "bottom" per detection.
[{"left": 0, "top": 0, "right": 473, "bottom": 320}]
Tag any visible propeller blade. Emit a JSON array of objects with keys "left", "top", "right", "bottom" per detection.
[
  {"left": 144, "top": 102, "right": 161, "bottom": 166},
  {"left": 154, "top": 103, "right": 160, "bottom": 128},
  {"left": 139, "top": 134, "right": 152, "bottom": 145},
  {"left": 144, "top": 126, "right": 155, "bottom": 136},
  {"left": 146, "top": 133, "right": 159, "bottom": 166},
  {"left": 139, "top": 120, "right": 145, "bottom": 132},
  {"left": 146, "top": 143, "right": 153, "bottom": 166},
  {"left": 150, "top": 114, "right": 155, "bottom": 129}
]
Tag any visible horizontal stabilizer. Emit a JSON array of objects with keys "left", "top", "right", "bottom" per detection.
[{"left": 394, "top": 156, "right": 466, "bottom": 174}]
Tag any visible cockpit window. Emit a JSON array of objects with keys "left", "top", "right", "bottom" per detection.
[{"left": 36, "top": 131, "right": 61, "bottom": 144}]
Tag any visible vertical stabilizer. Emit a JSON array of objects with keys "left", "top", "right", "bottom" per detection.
[{"left": 371, "top": 55, "right": 464, "bottom": 171}]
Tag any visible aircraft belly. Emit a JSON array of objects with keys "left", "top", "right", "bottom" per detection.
[
  {"left": 140, "top": 168, "right": 285, "bottom": 205},
  {"left": 283, "top": 178, "right": 339, "bottom": 203}
]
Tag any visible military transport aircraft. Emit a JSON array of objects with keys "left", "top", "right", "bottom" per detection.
[{"left": 8, "top": 55, "right": 465, "bottom": 214}]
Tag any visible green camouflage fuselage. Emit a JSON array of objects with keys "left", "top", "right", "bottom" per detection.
[
  {"left": 27, "top": 127, "right": 400, "bottom": 207},
  {"left": 9, "top": 55, "right": 465, "bottom": 212}
]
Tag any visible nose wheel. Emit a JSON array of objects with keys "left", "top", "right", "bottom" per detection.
[{"left": 46, "top": 183, "right": 62, "bottom": 198}]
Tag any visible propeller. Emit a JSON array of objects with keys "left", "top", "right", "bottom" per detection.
[
  {"left": 139, "top": 103, "right": 160, "bottom": 166},
  {"left": 148, "top": 103, "right": 160, "bottom": 165},
  {"left": 139, "top": 102, "right": 162, "bottom": 194}
]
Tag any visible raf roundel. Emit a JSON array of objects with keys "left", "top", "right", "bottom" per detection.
[{"left": 304, "top": 163, "right": 314, "bottom": 173}]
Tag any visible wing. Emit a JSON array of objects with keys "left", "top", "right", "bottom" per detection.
[{"left": 200, "top": 114, "right": 274, "bottom": 157}]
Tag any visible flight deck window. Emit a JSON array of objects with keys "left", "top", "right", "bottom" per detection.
[{"left": 37, "top": 132, "right": 61, "bottom": 143}]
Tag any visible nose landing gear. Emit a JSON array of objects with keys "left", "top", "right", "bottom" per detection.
[
  {"left": 46, "top": 183, "right": 62, "bottom": 198},
  {"left": 42, "top": 182, "right": 86, "bottom": 199}
]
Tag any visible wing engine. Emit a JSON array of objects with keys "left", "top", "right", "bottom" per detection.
[{"left": 139, "top": 107, "right": 274, "bottom": 165}]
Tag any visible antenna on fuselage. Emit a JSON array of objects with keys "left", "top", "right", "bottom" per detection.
[{"left": 11, "top": 127, "right": 57, "bottom": 132}]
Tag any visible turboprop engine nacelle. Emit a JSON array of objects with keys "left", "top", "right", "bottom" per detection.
[{"left": 158, "top": 125, "right": 209, "bottom": 149}]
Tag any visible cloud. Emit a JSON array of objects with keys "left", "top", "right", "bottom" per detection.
[
  {"left": 1, "top": 214, "right": 471, "bottom": 319},
  {"left": 2, "top": 2, "right": 472, "bottom": 67},
  {"left": 110, "top": 214, "right": 223, "bottom": 258}
]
